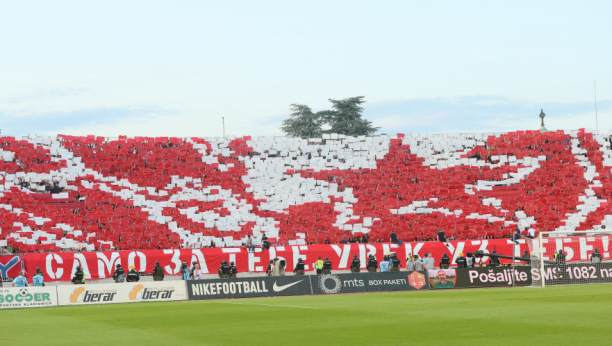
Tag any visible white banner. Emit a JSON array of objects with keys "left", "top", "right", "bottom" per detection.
[
  {"left": 56, "top": 281, "right": 188, "bottom": 306},
  {"left": 0, "top": 286, "right": 58, "bottom": 309}
]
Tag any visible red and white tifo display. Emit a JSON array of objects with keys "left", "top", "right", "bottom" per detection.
[{"left": 0, "top": 130, "right": 611, "bottom": 266}]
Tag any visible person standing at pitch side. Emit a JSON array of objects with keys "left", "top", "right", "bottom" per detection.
[
  {"left": 316, "top": 256, "right": 324, "bottom": 274},
  {"left": 350, "top": 254, "right": 361, "bottom": 273},
  {"left": 294, "top": 258, "right": 305, "bottom": 275},
  {"left": 367, "top": 254, "right": 378, "bottom": 272},
  {"left": 322, "top": 257, "right": 332, "bottom": 274}
]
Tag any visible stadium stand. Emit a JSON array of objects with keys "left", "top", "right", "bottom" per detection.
[{"left": 0, "top": 129, "right": 612, "bottom": 253}]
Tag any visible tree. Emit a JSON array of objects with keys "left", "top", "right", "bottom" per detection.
[
  {"left": 280, "top": 104, "right": 324, "bottom": 138},
  {"left": 322, "top": 96, "right": 380, "bottom": 136}
]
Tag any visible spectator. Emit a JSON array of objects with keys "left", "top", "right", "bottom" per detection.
[
  {"left": 246, "top": 235, "right": 255, "bottom": 253},
  {"left": 414, "top": 255, "right": 424, "bottom": 271},
  {"left": 193, "top": 264, "right": 203, "bottom": 279},
  {"left": 424, "top": 252, "right": 435, "bottom": 270},
  {"left": 126, "top": 265, "right": 140, "bottom": 282},
  {"left": 261, "top": 234, "right": 270, "bottom": 253},
  {"left": 512, "top": 227, "right": 521, "bottom": 244},
  {"left": 389, "top": 231, "right": 403, "bottom": 246},
  {"left": 361, "top": 234, "right": 370, "bottom": 244},
  {"left": 527, "top": 227, "right": 536, "bottom": 239},
  {"left": 437, "top": 229, "right": 446, "bottom": 243}
]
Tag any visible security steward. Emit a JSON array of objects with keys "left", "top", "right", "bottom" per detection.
[
  {"left": 521, "top": 250, "right": 531, "bottom": 264},
  {"left": 367, "top": 254, "right": 378, "bottom": 272},
  {"left": 455, "top": 253, "right": 467, "bottom": 268},
  {"left": 126, "top": 265, "right": 140, "bottom": 282},
  {"left": 153, "top": 261, "right": 164, "bottom": 281},
  {"left": 390, "top": 254, "right": 401, "bottom": 272},
  {"left": 218, "top": 260, "right": 231, "bottom": 278},
  {"left": 489, "top": 250, "right": 501, "bottom": 267},
  {"left": 316, "top": 256, "right": 324, "bottom": 275},
  {"left": 33, "top": 267, "right": 45, "bottom": 286},
  {"left": 439, "top": 253, "right": 451, "bottom": 269},
  {"left": 322, "top": 257, "right": 332, "bottom": 274},
  {"left": 350, "top": 254, "right": 361, "bottom": 273},
  {"left": 294, "top": 258, "right": 306, "bottom": 275},
  {"left": 72, "top": 266, "right": 84, "bottom": 285},
  {"left": 230, "top": 261, "right": 238, "bottom": 278}
]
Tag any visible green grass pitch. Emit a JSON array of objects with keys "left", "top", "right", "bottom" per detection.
[{"left": 1, "top": 284, "right": 610, "bottom": 345}]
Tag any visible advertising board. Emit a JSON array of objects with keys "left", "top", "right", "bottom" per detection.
[
  {"left": 0, "top": 286, "right": 58, "bottom": 309},
  {"left": 56, "top": 281, "right": 188, "bottom": 306}
]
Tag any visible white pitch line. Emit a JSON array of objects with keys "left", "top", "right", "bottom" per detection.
[{"left": 206, "top": 301, "right": 319, "bottom": 309}]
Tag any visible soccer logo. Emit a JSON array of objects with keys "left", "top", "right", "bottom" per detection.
[{"left": 18, "top": 288, "right": 29, "bottom": 296}]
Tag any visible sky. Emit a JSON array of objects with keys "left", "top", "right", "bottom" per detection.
[{"left": 1, "top": 1, "right": 611, "bottom": 138}]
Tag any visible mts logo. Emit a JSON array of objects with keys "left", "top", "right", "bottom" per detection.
[{"left": 408, "top": 272, "right": 426, "bottom": 290}]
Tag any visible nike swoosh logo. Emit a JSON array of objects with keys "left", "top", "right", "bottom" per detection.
[{"left": 273, "top": 280, "right": 304, "bottom": 292}]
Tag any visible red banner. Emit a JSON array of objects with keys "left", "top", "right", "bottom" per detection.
[
  {"left": 0, "top": 255, "right": 24, "bottom": 278},
  {"left": 22, "top": 236, "right": 612, "bottom": 282}
]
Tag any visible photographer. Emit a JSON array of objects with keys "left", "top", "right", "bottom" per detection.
[
  {"left": 180, "top": 261, "right": 190, "bottom": 280},
  {"left": 273, "top": 258, "right": 286, "bottom": 276}
]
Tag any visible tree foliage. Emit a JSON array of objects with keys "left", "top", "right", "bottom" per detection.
[
  {"left": 280, "top": 104, "right": 324, "bottom": 138},
  {"left": 323, "top": 96, "right": 380, "bottom": 136},
  {"left": 280, "top": 97, "right": 379, "bottom": 138}
]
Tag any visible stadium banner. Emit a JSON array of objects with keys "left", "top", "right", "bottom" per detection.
[
  {"left": 0, "top": 255, "right": 24, "bottom": 278},
  {"left": 23, "top": 240, "right": 532, "bottom": 282},
  {"left": 429, "top": 267, "right": 533, "bottom": 289},
  {"left": 310, "top": 271, "right": 430, "bottom": 295},
  {"left": 22, "top": 236, "right": 607, "bottom": 282},
  {"left": 187, "top": 276, "right": 312, "bottom": 300},
  {"left": 533, "top": 262, "right": 612, "bottom": 285},
  {"left": 56, "top": 281, "right": 188, "bottom": 306},
  {"left": 0, "top": 286, "right": 58, "bottom": 309}
]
